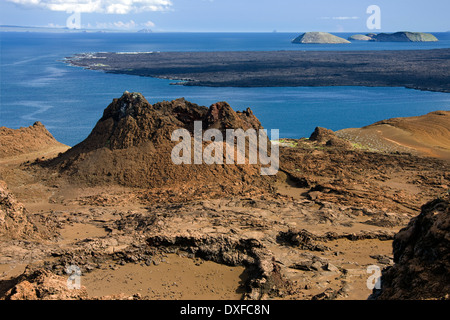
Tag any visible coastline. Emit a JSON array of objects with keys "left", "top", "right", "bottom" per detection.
[{"left": 66, "top": 49, "right": 450, "bottom": 93}]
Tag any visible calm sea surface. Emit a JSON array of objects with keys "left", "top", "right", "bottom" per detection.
[{"left": 1, "top": 32, "right": 449, "bottom": 146}]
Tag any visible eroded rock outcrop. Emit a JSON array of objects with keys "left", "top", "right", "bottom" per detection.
[
  {"left": 1, "top": 267, "right": 138, "bottom": 300},
  {"left": 309, "top": 127, "right": 353, "bottom": 150},
  {"left": 1, "top": 267, "right": 89, "bottom": 300},
  {"left": 146, "top": 234, "right": 285, "bottom": 299},
  {"left": 0, "top": 180, "right": 39, "bottom": 240},
  {"left": 374, "top": 194, "right": 450, "bottom": 299},
  {"left": 45, "top": 92, "right": 272, "bottom": 196}
]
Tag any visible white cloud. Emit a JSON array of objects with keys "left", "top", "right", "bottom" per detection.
[
  {"left": 113, "top": 20, "right": 136, "bottom": 28},
  {"left": 320, "top": 16, "right": 360, "bottom": 20},
  {"left": 46, "top": 22, "right": 65, "bottom": 28},
  {"left": 94, "top": 20, "right": 155, "bottom": 29},
  {"left": 332, "top": 16, "right": 359, "bottom": 20},
  {"left": 6, "top": 0, "right": 173, "bottom": 14}
]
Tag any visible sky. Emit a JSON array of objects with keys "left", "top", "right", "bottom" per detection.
[{"left": 0, "top": 0, "right": 449, "bottom": 32}]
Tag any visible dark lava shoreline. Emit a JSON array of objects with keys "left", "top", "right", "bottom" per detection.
[{"left": 66, "top": 49, "right": 450, "bottom": 93}]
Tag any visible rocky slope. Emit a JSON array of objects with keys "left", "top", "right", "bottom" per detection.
[
  {"left": 292, "top": 32, "right": 350, "bottom": 44},
  {"left": 373, "top": 194, "right": 449, "bottom": 299},
  {"left": 279, "top": 134, "right": 448, "bottom": 214},
  {"left": 337, "top": 111, "right": 450, "bottom": 160},
  {"left": 0, "top": 122, "right": 67, "bottom": 159}
]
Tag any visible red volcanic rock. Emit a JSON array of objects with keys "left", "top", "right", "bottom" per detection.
[{"left": 374, "top": 194, "right": 450, "bottom": 299}]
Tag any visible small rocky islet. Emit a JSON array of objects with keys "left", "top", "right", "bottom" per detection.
[
  {"left": 291, "top": 31, "right": 438, "bottom": 43},
  {"left": 292, "top": 31, "right": 439, "bottom": 44},
  {"left": 291, "top": 32, "right": 351, "bottom": 44},
  {"left": 347, "top": 31, "right": 438, "bottom": 42}
]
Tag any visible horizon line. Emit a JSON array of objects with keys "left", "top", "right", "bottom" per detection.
[{"left": 1, "top": 25, "right": 449, "bottom": 34}]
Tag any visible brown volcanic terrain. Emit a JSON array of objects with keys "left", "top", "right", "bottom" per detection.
[
  {"left": 0, "top": 180, "right": 40, "bottom": 240},
  {"left": 373, "top": 194, "right": 450, "bottom": 300},
  {"left": 0, "top": 93, "right": 449, "bottom": 301},
  {"left": 337, "top": 111, "right": 450, "bottom": 160},
  {"left": 0, "top": 122, "right": 68, "bottom": 161},
  {"left": 43, "top": 91, "right": 273, "bottom": 200}
]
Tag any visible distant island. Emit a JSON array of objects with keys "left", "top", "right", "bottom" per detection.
[
  {"left": 373, "top": 31, "right": 438, "bottom": 42},
  {"left": 66, "top": 49, "right": 450, "bottom": 93},
  {"left": 292, "top": 31, "right": 438, "bottom": 44},
  {"left": 348, "top": 34, "right": 373, "bottom": 41},
  {"left": 292, "top": 32, "right": 350, "bottom": 44},
  {"left": 347, "top": 31, "right": 438, "bottom": 42}
]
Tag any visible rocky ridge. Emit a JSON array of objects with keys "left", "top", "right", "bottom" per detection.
[{"left": 0, "top": 122, "right": 67, "bottom": 159}]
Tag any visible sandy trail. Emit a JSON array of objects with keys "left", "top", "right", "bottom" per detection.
[
  {"left": 82, "top": 254, "right": 247, "bottom": 300},
  {"left": 0, "top": 145, "right": 70, "bottom": 166}
]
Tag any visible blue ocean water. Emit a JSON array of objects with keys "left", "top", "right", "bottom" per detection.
[{"left": 1, "top": 32, "right": 449, "bottom": 146}]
